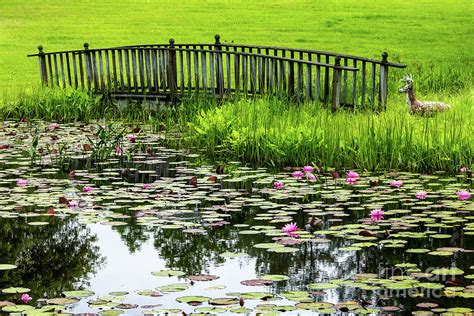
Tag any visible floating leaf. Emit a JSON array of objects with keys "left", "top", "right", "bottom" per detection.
[
  {"left": 0, "top": 264, "right": 17, "bottom": 270},
  {"left": 151, "top": 270, "right": 186, "bottom": 277}
]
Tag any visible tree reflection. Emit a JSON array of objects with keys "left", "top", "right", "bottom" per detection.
[{"left": 0, "top": 217, "right": 104, "bottom": 300}]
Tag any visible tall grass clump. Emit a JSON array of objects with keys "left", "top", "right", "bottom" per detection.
[
  {"left": 0, "top": 87, "right": 161, "bottom": 123},
  {"left": 186, "top": 94, "right": 473, "bottom": 172}
]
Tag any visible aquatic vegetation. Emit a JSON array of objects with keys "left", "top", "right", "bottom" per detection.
[
  {"left": 20, "top": 294, "right": 31, "bottom": 304},
  {"left": 369, "top": 209, "right": 384, "bottom": 222},
  {"left": 346, "top": 177, "right": 357, "bottom": 184},
  {"left": 0, "top": 121, "right": 472, "bottom": 314},
  {"left": 16, "top": 179, "right": 28, "bottom": 187},
  {"left": 282, "top": 223, "right": 299, "bottom": 237},
  {"left": 346, "top": 170, "right": 359, "bottom": 179},
  {"left": 291, "top": 171, "right": 304, "bottom": 179},
  {"left": 415, "top": 191, "right": 428, "bottom": 200},
  {"left": 186, "top": 96, "right": 473, "bottom": 172},
  {"left": 390, "top": 180, "right": 404, "bottom": 188},
  {"left": 303, "top": 166, "right": 314, "bottom": 173},
  {"left": 83, "top": 186, "right": 93, "bottom": 192},
  {"left": 272, "top": 181, "right": 284, "bottom": 189},
  {"left": 457, "top": 190, "right": 471, "bottom": 201}
]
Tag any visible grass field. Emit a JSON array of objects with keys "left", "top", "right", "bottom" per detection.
[{"left": 1, "top": 0, "right": 472, "bottom": 94}]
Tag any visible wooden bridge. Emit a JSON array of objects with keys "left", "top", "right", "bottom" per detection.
[{"left": 28, "top": 35, "right": 406, "bottom": 111}]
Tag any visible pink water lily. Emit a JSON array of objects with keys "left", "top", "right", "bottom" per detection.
[
  {"left": 142, "top": 183, "right": 152, "bottom": 190},
  {"left": 83, "top": 186, "right": 93, "bottom": 192},
  {"left": 303, "top": 166, "right": 314, "bottom": 173},
  {"left": 17, "top": 179, "right": 28, "bottom": 187},
  {"left": 273, "top": 181, "right": 284, "bottom": 189},
  {"left": 68, "top": 200, "right": 79, "bottom": 208},
  {"left": 127, "top": 134, "right": 136, "bottom": 143},
  {"left": 49, "top": 123, "right": 60, "bottom": 131},
  {"left": 306, "top": 173, "right": 317, "bottom": 182},
  {"left": 457, "top": 190, "right": 471, "bottom": 201},
  {"left": 346, "top": 171, "right": 359, "bottom": 179},
  {"left": 21, "top": 293, "right": 32, "bottom": 304},
  {"left": 415, "top": 191, "right": 428, "bottom": 200},
  {"left": 370, "top": 209, "right": 384, "bottom": 222},
  {"left": 282, "top": 222, "right": 299, "bottom": 237},
  {"left": 291, "top": 171, "right": 304, "bottom": 179},
  {"left": 114, "top": 146, "right": 123, "bottom": 155},
  {"left": 345, "top": 177, "right": 357, "bottom": 184},
  {"left": 390, "top": 180, "right": 403, "bottom": 188}
]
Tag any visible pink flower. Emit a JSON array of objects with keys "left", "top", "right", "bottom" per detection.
[
  {"left": 415, "top": 191, "right": 428, "bottom": 200},
  {"left": 346, "top": 171, "right": 359, "bottom": 179},
  {"left": 303, "top": 166, "right": 314, "bottom": 173},
  {"left": 273, "top": 181, "right": 284, "bottom": 189},
  {"left": 49, "top": 123, "right": 60, "bottom": 131},
  {"left": 21, "top": 293, "right": 32, "bottom": 304},
  {"left": 17, "top": 179, "right": 28, "bottom": 187},
  {"left": 306, "top": 173, "right": 317, "bottom": 182},
  {"left": 291, "top": 171, "right": 304, "bottom": 179},
  {"left": 127, "top": 134, "right": 136, "bottom": 143},
  {"left": 142, "top": 183, "right": 152, "bottom": 190},
  {"left": 68, "top": 200, "right": 79, "bottom": 208},
  {"left": 83, "top": 186, "right": 93, "bottom": 192},
  {"left": 457, "top": 190, "right": 471, "bottom": 201},
  {"left": 370, "top": 209, "right": 384, "bottom": 222},
  {"left": 345, "top": 177, "right": 357, "bottom": 184},
  {"left": 390, "top": 180, "right": 403, "bottom": 188},
  {"left": 459, "top": 167, "right": 467, "bottom": 173},
  {"left": 114, "top": 146, "right": 123, "bottom": 155},
  {"left": 282, "top": 222, "right": 299, "bottom": 237}
]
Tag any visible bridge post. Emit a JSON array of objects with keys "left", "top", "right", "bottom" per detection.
[
  {"left": 83, "top": 43, "right": 92, "bottom": 91},
  {"left": 37, "top": 45, "right": 48, "bottom": 86},
  {"left": 168, "top": 38, "right": 178, "bottom": 103},
  {"left": 331, "top": 56, "right": 342, "bottom": 112},
  {"left": 379, "top": 52, "right": 389, "bottom": 111},
  {"left": 214, "top": 34, "right": 224, "bottom": 98}
]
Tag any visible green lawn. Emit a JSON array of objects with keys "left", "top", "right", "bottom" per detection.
[{"left": 1, "top": 0, "right": 472, "bottom": 94}]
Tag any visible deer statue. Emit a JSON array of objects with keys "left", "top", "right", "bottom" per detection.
[{"left": 399, "top": 74, "right": 450, "bottom": 114}]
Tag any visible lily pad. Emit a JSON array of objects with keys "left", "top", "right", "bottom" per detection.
[
  {"left": 63, "top": 290, "right": 95, "bottom": 297},
  {"left": 0, "top": 264, "right": 17, "bottom": 270}
]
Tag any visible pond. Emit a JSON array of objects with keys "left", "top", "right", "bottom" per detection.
[{"left": 0, "top": 121, "right": 473, "bottom": 315}]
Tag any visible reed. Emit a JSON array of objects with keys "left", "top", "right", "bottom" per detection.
[{"left": 185, "top": 92, "right": 473, "bottom": 172}]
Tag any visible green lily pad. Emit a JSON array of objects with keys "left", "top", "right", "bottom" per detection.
[
  {"left": 431, "top": 268, "right": 464, "bottom": 276},
  {"left": 259, "top": 274, "right": 289, "bottom": 281},
  {"left": 151, "top": 270, "right": 186, "bottom": 277},
  {"left": 0, "top": 264, "right": 17, "bottom": 270},
  {"left": 2, "top": 287, "right": 30, "bottom": 294},
  {"left": 63, "top": 290, "right": 95, "bottom": 297},
  {"left": 47, "top": 297, "right": 80, "bottom": 305},
  {"left": 308, "top": 283, "right": 338, "bottom": 290},
  {"left": 2, "top": 305, "right": 35, "bottom": 313},
  {"left": 176, "top": 296, "right": 210, "bottom": 303},
  {"left": 208, "top": 297, "right": 239, "bottom": 305},
  {"left": 157, "top": 283, "right": 189, "bottom": 292}
]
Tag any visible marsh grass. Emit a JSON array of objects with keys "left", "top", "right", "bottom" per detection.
[
  {"left": 185, "top": 93, "right": 473, "bottom": 172},
  {"left": 1, "top": 88, "right": 156, "bottom": 123}
]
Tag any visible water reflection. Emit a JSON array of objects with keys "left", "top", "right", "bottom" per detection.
[{"left": 0, "top": 217, "right": 104, "bottom": 299}]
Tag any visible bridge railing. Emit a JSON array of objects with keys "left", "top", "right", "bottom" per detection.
[{"left": 28, "top": 35, "right": 405, "bottom": 111}]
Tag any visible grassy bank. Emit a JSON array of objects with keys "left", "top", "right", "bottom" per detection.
[{"left": 184, "top": 93, "right": 473, "bottom": 172}]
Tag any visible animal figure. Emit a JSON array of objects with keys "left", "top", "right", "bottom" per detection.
[{"left": 398, "top": 74, "right": 450, "bottom": 114}]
